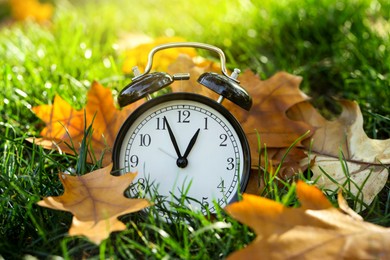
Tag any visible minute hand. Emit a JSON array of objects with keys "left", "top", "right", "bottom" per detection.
[
  {"left": 163, "top": 116, "right": 182, "bottom": 158},
  {"left": 183, "top": 128, "right": 200, "bottom": 159}
]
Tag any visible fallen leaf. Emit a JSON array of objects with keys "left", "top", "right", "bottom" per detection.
[
  {"left": 10, "top": 0, "right": 53, "bottom": 22},
  {"left": 230, "top": 71, "right": 313, "bottom": 155},
  {"left": 121, "top": 36, "right": 197, "bottom": 74},
  {"left": 37, "top": 164, "right": 150, "bottom": 244},
  {"left": 30, "top": 81, "right": 143, "bottom": 165},
  {"left": 337, "top": 189, "right": 363, "bottom": 221},
  {"left": 288, "top": 100, "right": 390, "bottom": 208},
  {"left": 225, "top": 181, "right": 390, "bottom": 259}
]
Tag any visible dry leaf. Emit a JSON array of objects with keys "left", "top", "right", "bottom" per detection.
[
  {"left": 225, "top": 181, "right": 390, "bottom": 259},
  {"left": 10, "top": 0, "right": 53, "bottom": 22},
  {"left": 230, "top": 71, "right": 313, "bottom": 154},
  {"left": 37, "top": 164, "right": 150, "bottom": 244},
  {"left": 29, "top": 81, "right": 143, "bottom": 165},
  {"left": 288, "top": 100, "right": 390, "bottom": 208}
]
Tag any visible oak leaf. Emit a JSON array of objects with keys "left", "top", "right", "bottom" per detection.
[
  {"left": 37, "top": 164, "right": 150, "bottom": 244},
  {"left": 225, "top": 181, "right": 390, "bottom": 259},
  {"left": 230, "top": 71, "right": 313, "bottom": 160},
  {"left": 288, "top": 100, "right": 390, "bottom": 208},
  {"left": 30, "top": 81, "right": 143, "bottom": 166}
]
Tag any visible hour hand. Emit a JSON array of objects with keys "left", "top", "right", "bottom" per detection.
[
  {"left": 163, "top": 116, "right": 182, "bottom": 159},
  {"left": 183, "top": 128, "right": 200, "bottom": 159}
]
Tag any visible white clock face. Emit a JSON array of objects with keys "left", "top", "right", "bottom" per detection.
[{"left": 114, "top": 94, "right": 249, "bottom": 214}]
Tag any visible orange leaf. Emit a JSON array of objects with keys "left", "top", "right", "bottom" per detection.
[
  {"left": 225, "top": 181, "right": 390, "bottom": 259},
  {"left": 10, "top": 0, "right": 53, "bottom": 22},
  {"left": 296, "top": 180, "right": 333, "bottom": 210},
  {"left": 30, "top": 81, "right": 143, "bottom": 165},
  {"left": 37, "top": 164, "right": 150, "bottom": 244}
]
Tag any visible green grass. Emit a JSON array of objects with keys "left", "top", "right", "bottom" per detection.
[{"left": 1, "top": 0, "right": 389, "bottom": 258}]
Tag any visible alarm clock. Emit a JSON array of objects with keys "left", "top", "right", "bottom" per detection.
[{"left": 113, "top": 42, "right": 252, "bottom": 215}]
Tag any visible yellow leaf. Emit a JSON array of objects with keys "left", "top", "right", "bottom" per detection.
[
  {"left": 37, "top": 164, "right": 151, "bottom": 244},
  {"left": 121, "top": 36, "right": 197, "bottom": 74},
  {"left": 10, "top": 0, "right": 53, "bottom": 22},
  {"left": 225, "top": 181, "right": 390, "bottom": 259}
]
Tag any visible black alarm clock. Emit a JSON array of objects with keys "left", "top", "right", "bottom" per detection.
[{"left": 113, "top": 42, "right": 252, "bottom": 214}]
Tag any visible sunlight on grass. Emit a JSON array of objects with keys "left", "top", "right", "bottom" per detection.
[{"left": 0, "top": 0, "right": 389, "bottom": 258}]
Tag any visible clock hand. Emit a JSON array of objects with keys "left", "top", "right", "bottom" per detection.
[
  {"left": 176, "top": 128, "right": 200, "bottom": 168},
  {"left": 163, "top": 116, "right": 182, "bottom": 159},
  {"left": 183, "top": 128, "right": 200, "bottom": 159},
  {"left": 158, "top": 148, "right": 176, "bottom": 160}
]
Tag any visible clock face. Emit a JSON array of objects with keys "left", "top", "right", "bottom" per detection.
[{"left": 113, "top": 93, "right": 250, "bottom": 214}]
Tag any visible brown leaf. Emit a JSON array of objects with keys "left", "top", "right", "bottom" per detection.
[
  {"left": 225, "top": 181, "right": 390, "bottom": 259},
  {"left": 289, "top": 100, "right": 390, "bottom": 208},
  {"left": 37, "top": 164, "right": 150, "bottom": 244},
  {"left": 230, "top": 71, "right": 312, "bottom": 152},
  {"left": 337, "top": 189, "right": 363, "bottom": 221},
  {"left": 29, "top": 81, "right": 143, "bottom": 165}
]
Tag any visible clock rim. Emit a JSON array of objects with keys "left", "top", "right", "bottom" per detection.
[{"left": 112, "top": 92, "right": 251, "bottom": 206}]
